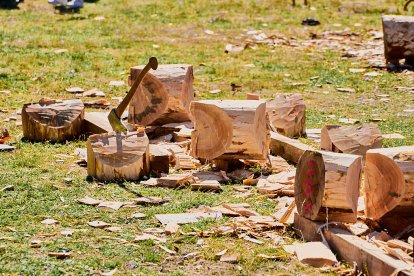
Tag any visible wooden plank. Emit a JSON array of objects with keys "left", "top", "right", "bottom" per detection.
[{"left": 294, "top": 214, "right": 414, "bottom": 276}]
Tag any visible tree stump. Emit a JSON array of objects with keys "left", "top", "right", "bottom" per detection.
[
  {"left": 382, "top": 15, "right": 414, "bottom": 66},
  {"left": 364, "top": 146, "right": 414, "bottom": 220},
  {"left": 87, "top": 130, "right": 150, "bottom": 181},
  {"left": 320, "top": 124, "right": 382, "bottom": 157},
  {"left": 129, "top": 64, "right": 194, "bottom": 125},
  {"left": 22, "top": 99, "right": 84, "bottom": 142},
  {"left": 190, "top": 100, "right": 270, "bottom": 161},
  {"left": 266, "top": 94, "right": 306, "bottom": 138},
  {"left": 295, "top": 150, "right": 362, "bottom": 223}
]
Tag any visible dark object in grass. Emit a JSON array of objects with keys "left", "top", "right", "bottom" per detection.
[
  {"left": 404, "top": 0, "right": 413, "bottom": 11},
  {"left": 302, "top": 18, "right": 320, "bottom": 26},
  {"left": 0, "top": 0, "right": 23, "bottom": 9}
]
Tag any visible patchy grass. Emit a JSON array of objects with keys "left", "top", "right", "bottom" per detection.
[{"left": 1, "top": 0, "right": 414, "bottom": 274}]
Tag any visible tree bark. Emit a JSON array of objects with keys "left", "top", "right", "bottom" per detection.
[
  {"left": 129, "top": 64, "right": 194, "bottom": 125},
  {"left": 295, "top": 150, "right": 362, "bottom": 223},
  {"left": 190, "top": 100, "right": 270, "bottom": 161},
  {"left": 87, "top": 130, "right": 150, "bottom": 181},
  {"left": 364, "top": 146, "right": 414, "bottom": 220},
  {"left": 22, "top": 99, "right": 84, "bottom": 142}
]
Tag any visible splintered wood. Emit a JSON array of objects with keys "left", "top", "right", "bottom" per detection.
[
  {"left": 129, "top": 64, "right": 194, "bottom": 125},
  {"left": 266, "top": 94, "right": 306, "bottom": 138},
  {"left": 295, "top": 150, "right": 362, "bottom": 223},
  {"left": 87, "top": 131, "right": 150, "bottom": 181},
  {"left": 22, "top": 99, "right": 84, "bottom": 142},
  {"left": 190, "top": 100, "right": 270, "bottom": 160},
  {"left": 364, "top": 146, "right": 414, "bottom": 220},
  {"left": 320, "top": 124, "right": 382, "bottom": 157}
]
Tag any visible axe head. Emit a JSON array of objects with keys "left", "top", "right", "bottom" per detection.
[{"left": 108, "top": 109, "right": 128, "bottom": 133}]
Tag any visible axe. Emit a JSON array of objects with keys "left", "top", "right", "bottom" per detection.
[{"left": 108, "top": 57, "right": 158, "bottom": 133}]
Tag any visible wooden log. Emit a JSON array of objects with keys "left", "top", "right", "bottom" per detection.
[
  {"left": 129, "top": 64, "right": 193, "bottom": 125},
  {"left": 295, "top": 150, "right": 362, "bottom": 223},
  {"left": 87, "top": 130, "right": 150, "bottom": 181},
  {"left": 364, "top": 146, "right": 414, "bottom": 221},
  {"left": 382, "top": 15, "right": 414, "bottom": 65},
  {"left": 294, "top": 214, "right": 414, "bottom": 276},
  {"left": 320, "top": 124, "right": 382, "bottom": 157},
  {"left": 266, "top": 94, "right": 306, "bottom": 138},
  {"left": 190, "top": 100, "right": 270, "bottom": 160},
  {"left": 269, "top": 131, "right": 313, "bottom": 163},
  {"left": 22, "top": 99, "right": 84, "bottom": 142}
]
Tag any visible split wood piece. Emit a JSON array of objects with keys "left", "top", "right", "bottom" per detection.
[
  {"left": 222, "top": 203, "right": 260, "bottom": 217},
  {"left": 270, "top": 131, "right": 313, "bottom": 164},
  {"left": 148, "top": 144, "right": 170, "bottom": 174},
  {"left": 173, "top": 127, "right": 192, "bottom": 142},
  {"left": 382, "top": 15, "right": 414, "bottom": 66},
  {"left": 83, "top": 112, "right": 113, "bottom": 135},
  {"left": 364, "top": 146, "right": 414, "bottom": 221},
  {"left": 129, "top": 64, "right": 194, "bottom": 125},
  {"left": 87, "top": 131, "right": 150, "bottom": 181},
  {"left": 266, "top": 94, "right": 306, "bottom": 138},
  {"left": 320, "top": 124, "right": 382, "bottom": 157},
  {"left": 157, "top": 174, "right": 196, "bottom": 188},
  {"left": 273, "top": 197, "right": 296, "bottom": 224},
  {"left": 295, "top": 242, "right": 338, "bottom": 268},
  {"left": 386, "top": 240, "right": 413, "bottom": 255},
  {"left": 294, "top": 214, "right": 414, "bottom": 275},
  {"left": 146, "top": 121, "right": 193, "bottom": 140},
  {"left": 190, "top": 180, "right": 222, "bottom": 192},
  {"left": 175, "top": 153, "right": 201, "bottom": 170},
  {"left": 192, "top": 171, "right": 230, "bottom": 183},
  {"left": 190, "top": 100, "right": 270, "bottom": 160},
  {"left": 295, "top": 150, "right": 362, "bottom": 223},
  {"left": 270, "top": 155, "right": 292, "bottom": 174},
  {"left": 22, "top": 99, "right": 84, "bottom": 142}
]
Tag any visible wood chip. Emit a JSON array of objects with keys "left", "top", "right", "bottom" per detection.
[
  {"left": 61, "top": 229, "right": 74, "bottom": 236},
  {"left": 295, "top": 242, "right": 338, "bottom": 267},
  {"left": 134, "top": 233, "right": 166, "bottom": 243},
  {"left": 133, "top": 197, "right": 170, "bottom": 205},
  {"left": 82, "top": 89, "right": 105, "bottom": 97},
  {"left": 165, "top": 222, "right": 179, "bottom": 235},
  {"left": 87, "top": 221, "right": 110, "bottom": 229},
  {"left": 155, "top": 212, "right": 222, "bottom": 225},
  {"left": 220, "top": 253, "right": 239, "bottom": 263},
  {"left": 109, "top": 80, "right": 125, "bottom": 86},
  {"left": 336, "top": 88, "right": 356, "bottom": 93},
  {"left": 130, "top": 213, "right": 146, "bottom": 219},
  {"left": 190, "top": 181, "right": 222, "bottom": 192},
  {"left": 1, "top": 185, "right": 14, "bottom": 192},
  {"left": 98, "top": 201, "right": 125, "bottom": 211},
  {"left": 78, "top": 196, "right": 101, "bottom": 206},
  {"left": 105, "top": 226, "right": 122, "bottom": 233},
  {"left": 47, "top": 252, "right": 72, "bottom": 259},
  {"left": 65, "top": 87, "right": 84, "bottom": 93},
  {"left": 158, "top": 244, "right": 176, "bottom": 254},
  {"left": 41, "top": 219, "right": 58, "bottom": 225},
  {"left": 84, "top": 99, "right": 110, "bottom": 109},
  {"left": 349, "top": 222, "right": 370, "bottom": 236},
  {"left": 31, "top": 240, "right": 42, "bottom": 248},
  {"left": 257, "top": 254, "right": 283, "bottom": 260}
]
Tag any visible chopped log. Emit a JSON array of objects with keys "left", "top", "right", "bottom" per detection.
[
  {"left": 129, "top": 64, "right": 193, "bottom": 125},
  {"left": 86, "top": 130, "right": 150, "bottom": 181},
  {"left": 270, "top": 131, "right": 313, "bottom": 163},
  {"left": 320, "top": 124, "right": 382, "bottom": 157},
  {"left": 83, "top": 112, "right": 113, "bottom": 135},
  {"left": 382, "top": 15, "right": 414, "bottom": 65},
  {"left": 190, "top": 100, "right": 270, "bottom": 160},
  {"left": 22, "top": 99, "right": 84, "bottom": 142},
  {"left": 295, "top": 150, "right": 362, "bottom": 223},
  {"left": 266, "top": 94, "right": 306, "bottom": 138},
  {"left": 294, "top": 214, "right": 414, "bottom": 275},
  {"left": 364, "top": 146, "right": 414, "bottom": 221},
  {"left": 148, "top": 144, "right": 170, "bottom": 174}
]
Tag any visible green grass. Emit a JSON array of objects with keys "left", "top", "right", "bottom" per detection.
[{"left": 1, "top": 0, "right": 414, "bottom": 274}]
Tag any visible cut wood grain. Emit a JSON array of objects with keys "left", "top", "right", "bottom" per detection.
[
  {"left": 129, "top": 64, "right": 193, "bottom": 125},
  {"left": 364, "top": 146, "right": 414, "bottom": 220},
  {"left": 87, "top": 131, "right": 149, "bottom": 181},
  {"left": 190, "top": 100, "right": 270, "bottom": 160},
  {"left": 266, "top": 94, "right": 306, "bottom": 138},
  {"left": 294, "top": 213, "right": 414, "bottom": 276},
  {"left": 269, "top": 131, "right": 313, "bottom": 163},
  {"left": 295, "top": 150, "right": 362, "bottom": 223},
  {"left": 148, "top": 144, "right": 170, "bottom": 174},
  {"left": 320, "top": 124, "right": 382, "bottom": 157},
  {"left": 83, "top": 112, "right": 113, "bottom": 135},
  {"left": 22, "top": 99, "right": 84, "bottom": 142}
]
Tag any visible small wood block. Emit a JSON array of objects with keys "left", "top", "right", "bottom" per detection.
[
  {"left": 83, "top": 112, "right": 113, "bottom": 135},
  {"left": 190, "top": 180, "right": 222, "bottom": 192},
  {"left": 295, "top": 242, "right": 338, "bottom": 267},
  {"left": 149, "top": 144, "right": 170, "bottom": 174}
]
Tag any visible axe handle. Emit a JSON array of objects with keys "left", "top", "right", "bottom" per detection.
[{"left": 114, "top": 57, "right": 158, "bottom": 117}]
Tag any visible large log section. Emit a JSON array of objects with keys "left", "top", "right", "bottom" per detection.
[
  {"left": 295, "top": 150, "right": 362, "bottom": 223},
  {"left": 22, "top": 99, "right": 84, "bottom": 142},
  {"left": 266, "top": 94, "right": 306, "bottom": 138},
  {"left": 364, "top": 146, "right": 414, "bottom": 220},
  {"left": 87, "top": 130, "right": 150, "bottom": 181},
  {"left": 129, "top": 64, "right": 194, "bottom": 126},
  {"left": 190, "top": 100, "right": 270, "bottom": 161},
  {"left": 320, "top": 124, "right": 382, "bottom": 156}
]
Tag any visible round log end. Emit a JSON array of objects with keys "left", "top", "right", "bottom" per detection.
[{"left": 295, "top": 150, "right": 326, "bottom": 220}]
